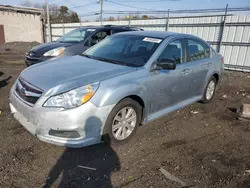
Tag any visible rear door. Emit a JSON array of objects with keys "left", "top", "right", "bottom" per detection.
[{"left": 185, "top": 38, "right": 212, "bottom": 96}]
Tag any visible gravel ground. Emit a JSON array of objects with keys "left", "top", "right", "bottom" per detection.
[{"left": 0, "top": 63, "right": 250, "bottom": 188}]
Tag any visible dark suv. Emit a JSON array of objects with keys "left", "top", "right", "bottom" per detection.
[{"left": 25, "top": 25, "right": 143, "bottom": 66}]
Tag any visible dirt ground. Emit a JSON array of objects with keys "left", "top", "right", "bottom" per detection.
[
  {"left": 1, "top": 57, "right": 250, "bottom": 187},
  {"left": 0, "top": 42, "right": 40, "bottom": 64}
]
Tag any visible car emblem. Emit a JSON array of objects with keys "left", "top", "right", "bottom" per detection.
[
  {"left": 20, "top": 87, "right": 27, "bottom": 96},
  {"left": 29, "top": 52, "right": 35, "bottom": 57}
]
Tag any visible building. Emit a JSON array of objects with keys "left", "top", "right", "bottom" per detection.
[{"left": 0, "top": 5, "right": 43, "bottom": 45}]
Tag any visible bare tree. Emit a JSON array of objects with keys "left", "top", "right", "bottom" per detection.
[{"left": 20, "top": 1, "right": 80, "bottom": 23}]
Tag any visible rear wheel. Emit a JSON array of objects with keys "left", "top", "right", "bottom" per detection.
[
  {"left": 103, "top": 98, "right": 142, "bottom": 145},
  {"left": 202, "top": 76, "right": 217, "bottom": 103}
]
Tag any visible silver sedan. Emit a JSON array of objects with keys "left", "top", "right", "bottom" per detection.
[{"left": 9, "top": 31, "right": 223, "bottom": 147}]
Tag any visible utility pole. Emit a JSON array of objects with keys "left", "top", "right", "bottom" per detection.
[
  {"left": 46, "top": 0, "right": 51, "bottom": 42},
  {"left": 165, "top": 9, "right": 170, "bottom": 31},
  {"left": 99, "top": 0, "right": 104, "bottom": 25}
]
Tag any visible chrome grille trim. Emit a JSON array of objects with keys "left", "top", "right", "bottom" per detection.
[{"left": 15, "top": 78, "right": 43, "bottom": 104}]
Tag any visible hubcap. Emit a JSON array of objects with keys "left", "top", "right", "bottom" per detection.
[
  {"left": 206, "top": 80, "right": 215, "bottom": 100},
  {"left": 112, "top": 107, "right": 137, "bottom": 140}
]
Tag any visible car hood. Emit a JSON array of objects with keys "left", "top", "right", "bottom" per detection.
[
  {"left": 29, "top": 42, "right": 74, "bottom": 56},
  {"left": 20, "top": 55, "right": 136, "bottom": 94}
]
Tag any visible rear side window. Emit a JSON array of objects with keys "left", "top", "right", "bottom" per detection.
[
  {"left": 158, "top": 39, "right": 185, "bottom": 64},
  {"left": 187, "top": 39, "right": 210, "bottom": 62}
]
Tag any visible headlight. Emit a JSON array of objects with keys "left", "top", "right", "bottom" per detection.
[
  {"left": 43, "top": 47, "right": 65, "bottom": 57},
  {"left": 43, "top": 82, "right": 99, "bottom": 109}
]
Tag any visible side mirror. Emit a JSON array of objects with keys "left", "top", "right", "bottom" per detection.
[{"left": 156, "top": 58, "right": 176, "bottom": 70}]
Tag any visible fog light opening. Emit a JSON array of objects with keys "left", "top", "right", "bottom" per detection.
[{"left": 49, "top": 129, "right": 80, "bottom": 138}]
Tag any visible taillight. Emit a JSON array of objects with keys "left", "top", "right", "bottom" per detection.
[{"left": 221, "top": 57, "right": 224, "bottom": 64}]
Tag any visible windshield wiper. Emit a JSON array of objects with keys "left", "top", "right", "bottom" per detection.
[
  {"left": 92, "top": 56, "right": 127, "bottom": 66},
  {"left": 80, "top": 55, "right": 112, "bottom": 63},
  {"left": 81, "top": 54, "right": 132, "bottom": 67},
  {"left": 81, "top": 54, "right": 92, "bottom": 58}
]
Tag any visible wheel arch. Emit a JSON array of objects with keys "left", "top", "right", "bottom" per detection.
[{"left": 212, "top": 73, "right": 219, "bottom": 83}]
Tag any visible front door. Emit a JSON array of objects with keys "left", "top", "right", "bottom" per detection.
[{"left": 147, "top": 39, "right": 194, "bottom": 115}]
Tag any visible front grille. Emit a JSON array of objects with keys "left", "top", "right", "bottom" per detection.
[{"left": 15, "top": 78, "right": 43, "bottom": 104}]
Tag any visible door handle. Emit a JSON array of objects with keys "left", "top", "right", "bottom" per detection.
[{"left": 182, "top": 69, "right": 191, "bottom": 75}]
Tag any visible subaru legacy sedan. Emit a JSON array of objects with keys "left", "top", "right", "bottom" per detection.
[{"left": 10, "top": 31, "right": 223, "bottom": 148}]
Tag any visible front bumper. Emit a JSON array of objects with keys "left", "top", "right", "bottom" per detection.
[{"left": 9, "top": 87, "right": 114, "bottom": 148}]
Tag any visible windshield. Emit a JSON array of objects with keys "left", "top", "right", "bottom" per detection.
[
  {"left": 84, "top": 35, "right": 162, "bottom": 67},
  {"left": 56, "top": 28, "right": 95, "bottom": 43}
]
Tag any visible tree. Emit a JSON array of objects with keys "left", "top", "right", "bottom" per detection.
[
  {"left": 19, "top": 1, "right": 80, "bottom": 24},
  {"left": 107, "top": 16, "right": 115, "bottom": 21},
  {"left": 142, "top": 15, "right": 149, "bottom": 19},
  {"left": 20, "top": 0, "right": 33, "bottom": 7},
  {"left": 70, "top": 12, "right": 80, "bottom": 23},
  {"left": 58, "top": 6, "right": 69, "bottom": 22}
]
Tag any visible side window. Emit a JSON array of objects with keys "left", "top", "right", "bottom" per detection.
[
  {"left": 187, "top": 39, "right": 210, "bottom": 62},
  {"left": 158, "top": 40, "right": 184, "bottom": 64},
  {"left": 85, "top": 30, "right": 111, "bottom": 47},
  {"left": 62, "top": 30, "right": 85, "bottom": 42}
]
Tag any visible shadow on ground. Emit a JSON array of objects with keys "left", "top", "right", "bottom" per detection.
[{"left": 42, "top": 116, "right": 120, "bottom": 188}]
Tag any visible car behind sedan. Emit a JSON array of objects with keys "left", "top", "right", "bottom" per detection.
[
  {"left": 25, "top": 25, "right": 142, "bottom": 67},
  {"left": 10, "top": 31, "right": 223, "bottom": 148}
]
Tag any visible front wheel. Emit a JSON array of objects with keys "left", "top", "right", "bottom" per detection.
[
  {"left": 201, "top": 76, "right": 217, "bottom": 103},
  {"left": 103, "top": 98, "right": 142, "bottom": 145}
]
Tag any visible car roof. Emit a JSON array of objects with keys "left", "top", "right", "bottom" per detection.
[
  {"left": 77, "top": 25, "right": 142, "bottom": 31},
  {"left": 114, "top": 31, "right": 202, "bottom": 40},
  {"left": 114, "top": 31, "right": 179, "bottom": 39}
]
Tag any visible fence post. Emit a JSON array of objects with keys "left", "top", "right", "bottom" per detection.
[
  {"left": 50, "top": 22, "right": 52, "bottom": 41},
  {"left": 47, "top": 23, "right": 52, "bottom": 42},
  {"left": 165, "top": 9, "right": 170, "bottom": 31},
  {"left": 128, "top": 14, "right": 131, "bottom": 26},
  {"left": 41, "top": 15, "right": 46, "bottom": 43},
  {"left": 62, "top": 23, "right": 65, "bottom": 35},
  {"left": 218, "top": 4, "right": 228, "bottom": 53}
]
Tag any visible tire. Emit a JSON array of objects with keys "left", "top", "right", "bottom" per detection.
[
  {"left": 103, "top": 98, "right": 142, "bottom": 145},
  {"left": 201, "top": 76, "right": 217, "bottom": 103}
]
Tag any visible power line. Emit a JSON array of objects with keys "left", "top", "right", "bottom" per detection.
[
  {"left": 102, "top": 7, "right": 250, "bottom": 14},
  {"left": 60, "top": 0, "right": 78, "bottom": 7},
  {"left": 114, "top": 0, "right": 180, "bottom": 2},
  {"left": 105, "top": 0, "right": 158, "bottom": 11},
  {"left": 78, "top": 12, "right": 100, "bottom": 16},
  {"left": 71, "top": 1, "right": 99, "bottom": 9},
  {"left": 59, "top": 0, "right": 98, "bottom": 9}
]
